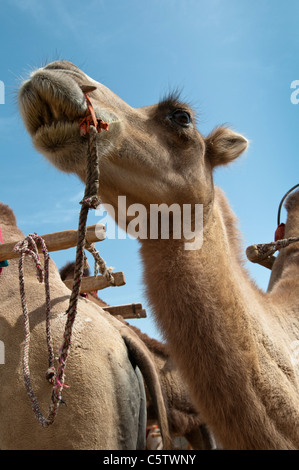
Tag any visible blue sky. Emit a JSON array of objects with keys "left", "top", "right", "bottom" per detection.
[{"left": 1, "top": 0, "right": 299, "bottom": 340}]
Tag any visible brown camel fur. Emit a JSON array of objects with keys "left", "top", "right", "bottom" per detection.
[
  {"left": 18, "top": 60, "right": 299, "bottom": 450},
  {"left": 126, "top": 323, "right": 216, "bottom": 450},
  {"left": 59, "top": 260, "right": 215, "bottom": 449},
  {"left": 0, "top": 202, "right": 171, "bottom": 450}
]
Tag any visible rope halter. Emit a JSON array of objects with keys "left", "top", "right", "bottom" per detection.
[{"left": 14, "top": 92, "right": 109, "bottom": 427}]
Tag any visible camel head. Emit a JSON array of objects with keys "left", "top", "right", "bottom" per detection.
[{"left": 19, "top": 60, "right": 248, "bottom": 225}]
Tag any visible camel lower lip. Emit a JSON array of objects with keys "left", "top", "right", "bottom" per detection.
[
  {"left": 32, "top": 120, "right": 83, "bottom": 152},
  {"left": 36, "top": 97, "right": 86, "bottom": 135},
  {"left": 34, "top": 120, "right": 78, "bottom": 135}
]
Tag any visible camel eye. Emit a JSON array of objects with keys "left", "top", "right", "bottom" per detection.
[{"left": 170, "top": 110, "right": 192, "bottom": 127}]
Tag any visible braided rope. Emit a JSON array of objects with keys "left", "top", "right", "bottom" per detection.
[
  {"left": 15, "top": 124, "right": 101, "bottom": 427},
  {"left": 52, "top": 125, "right": 101, "bottom": 416},
  {"left": 14, "top": 234, "right": 55, "bottom": 425},
  {"left": 249, "top": 236, "right": 299, "bottom": 262},
  {"left": 85, "top": 240, "right": 114, "bottom": 284}
]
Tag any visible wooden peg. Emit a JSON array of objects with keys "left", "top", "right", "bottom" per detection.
[
  {"left": 63, "top": 272, "right": 126, "bottom": 292},
  {"left": 102, "top": 303, "right": 146, "bottom": 319},
  {"left": 246, "top": 245, "right": 276, "bottom": 270}
]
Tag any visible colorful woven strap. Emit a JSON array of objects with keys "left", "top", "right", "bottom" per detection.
[{"left": 0, "top": 227, "right": 9, "bottom": 272}]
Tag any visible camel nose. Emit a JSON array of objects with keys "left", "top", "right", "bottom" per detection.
[
  {"left": 42, "top": 61, "right": 94, "bottom": 90},
  {"left": 43, "top": 60, "right": 80, "bottom": 73}
]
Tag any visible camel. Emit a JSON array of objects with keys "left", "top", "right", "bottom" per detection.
[
  {"left": 59, "top": 260, "right": 216, "bottom": 449},
  {"left": 18, "top": 60, "right": 299, "bottom": 450},
  {"left": 0, "top": 202, "right": 172, "bottom": 450}
]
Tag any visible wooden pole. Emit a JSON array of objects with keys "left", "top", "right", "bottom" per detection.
[
  {"left": 102, "top": 303, "right": 146, "bottom": 319},
  {"left": 246, "top": 245, "right": 276, "bottom": 270},
  {"left": 0, "top": 224, "right": 106, "bottom": 262},
  {"left": 63, "top": 272, "right": 126, "bottom": 292}
]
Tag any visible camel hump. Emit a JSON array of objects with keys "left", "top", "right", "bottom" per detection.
[
  {"left": 0, "top": 203, "right": 17, "bottom": 228},
  {"left": 0, "top": 203, "right": 24, "bottom": 244},
  {"left": 285, "top": 189, "right": 299, "bottom": 213}
]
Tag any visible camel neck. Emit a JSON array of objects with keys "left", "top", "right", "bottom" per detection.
[
  {"left": 139, "top": 206, "right": 254, "bottom": 342},
  {"left": 139, "top": 206, "right": 267, "bottom": 449}
]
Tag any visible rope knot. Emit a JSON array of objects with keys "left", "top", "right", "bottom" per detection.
[
  {"left": 45, "top": 366, "right": 56, "bottom": 384},
  {"left": 80, "top": 195, "right": 101, "bottom": 209},
  {"left": 14, "top": 234, "right": 46, "bottom": 283},
  {"left": 85, "top": 241, "right": 115, "bottom": 284}
]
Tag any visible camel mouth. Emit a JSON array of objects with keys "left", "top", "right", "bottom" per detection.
[
  {"left": 26, "top": 97, "right": 84, "bottom": 139},
  {"left": 19, "top": 73, "right": 87, "bottom": 137},
  {"left": 18, "top": 62, "right": 115, "bottom": 153}
]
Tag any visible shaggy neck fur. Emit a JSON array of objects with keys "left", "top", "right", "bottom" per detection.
[{"left": 140, "top": 191, "right": 299, "bottom": 450}]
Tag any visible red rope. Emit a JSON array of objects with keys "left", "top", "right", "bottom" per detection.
[{"left": 78, "top": 93, "right": 109, "bottom": 136}]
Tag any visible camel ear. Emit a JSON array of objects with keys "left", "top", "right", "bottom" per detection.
[{"left": 206, "top": 127, "right": 248, "bottom": 168}]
